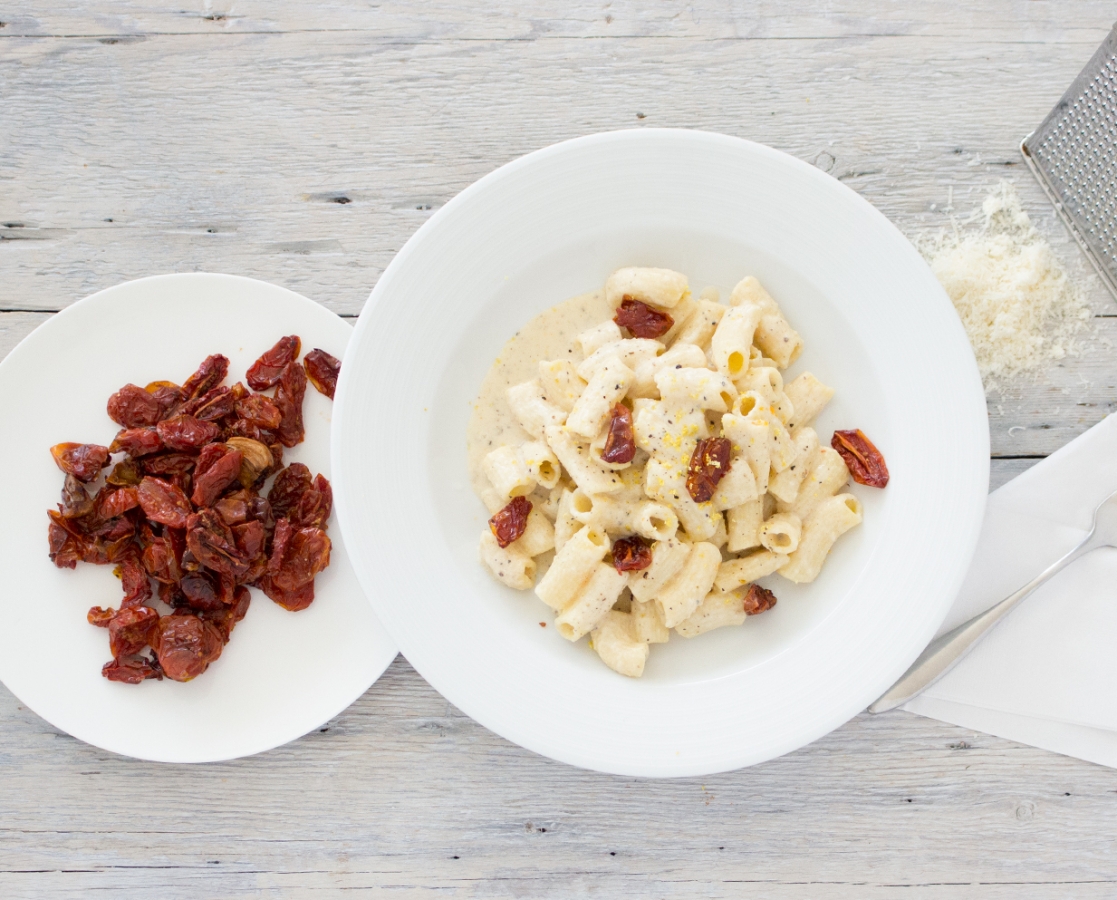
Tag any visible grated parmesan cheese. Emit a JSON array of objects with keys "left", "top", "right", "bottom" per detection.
[{"left": 920, "top": 181, "right": 1091, "bottom": 392}]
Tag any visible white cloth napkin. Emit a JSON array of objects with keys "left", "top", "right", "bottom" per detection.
[{"left": 903, "top": 412, "right": 1117, "bottom": 768}]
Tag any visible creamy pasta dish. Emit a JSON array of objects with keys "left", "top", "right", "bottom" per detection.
[{"left": 467, "top": 267, "right": 888, "bottom": 677}]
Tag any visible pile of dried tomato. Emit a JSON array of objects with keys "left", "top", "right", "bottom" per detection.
[{"left": 46, "top": 336, "right": 343, "bottom": 685}]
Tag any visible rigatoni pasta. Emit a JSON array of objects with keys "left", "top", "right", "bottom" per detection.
[{"left": 468, "top": 266, "right": 889, "bottom": 677}]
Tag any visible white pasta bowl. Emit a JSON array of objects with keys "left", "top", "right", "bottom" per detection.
[{"left": 332, "top": 129, "right": 989, "bottom": 776}]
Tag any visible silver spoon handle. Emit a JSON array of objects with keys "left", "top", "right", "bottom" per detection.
[{"left": 867, "top": 533, "right": 1097, "bottom": 714}]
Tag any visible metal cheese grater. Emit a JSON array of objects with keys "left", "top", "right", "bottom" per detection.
[{"left": 1022, "top": 23, "right": 1117, "bottom": 300}]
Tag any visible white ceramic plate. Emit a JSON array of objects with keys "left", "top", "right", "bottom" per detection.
[
  {"left": 333, "top": 129, "right": 989, "bottom": 776},
  {"left": 0, "top": 273, "right": 397, "bottom": 762}
]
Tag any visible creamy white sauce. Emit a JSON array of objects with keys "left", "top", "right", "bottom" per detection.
[{"left": 467, "top": 289, "right": 614, "bottom": 501}]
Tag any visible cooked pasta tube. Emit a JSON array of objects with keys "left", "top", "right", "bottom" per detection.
[
  {"left": 726, "top": 498, "right": 763, "bottom": 553},
  {"left": 784, "top": 372, "right": 835, "bottom": 433},
  {"left": 675, "top": 589, "right": 747, "bottom": 637},
  {"left": 711, "top": 455, "right": 758, "bottom": 511},
  {"left": 534, "top": 526, "right": 610, "bottom": 611},
  {"left": 479, "top": 532, "right": 537, "bottom": 590},
  {"left": 635, "top": 404, "right": 706, "bottom": 463},
  {"left": 483, "top": 446, "right": 534, "bottom": 499},
  {"left": 769, "top": 416, "right": 797, "bottom": 473},
  {"left": 736, "top": 366, "right": 794, "bottom": 424},
  {"left": 567, "top": 358, "right": 635, "bottom": 438},
  {"left": 780, "top": 446, "right": 849, "bottom": 519},
  {"left": 538, "top": 359, "right": 587, "bottom": 412},
  {"left": 605, "top": 266, "right": 689, "bottom": 310},
  {"left": 721, "top": 408, "right": 771, "bottom": 493},
  {"left": 631, "top": 501, "right": 679, "bottom": 542},
  {"left": 644, "top": 458, "right": 720, "bottom": 541},
  {"left": 779, "top": 493, "right": 862, "bottom": 583},
  {"left": 755, "top": 312, "right": 803, "bottom": 369},
  {"left": 714, "top": 550, "right": 788, "bottom": 592},
  {"left": 708, "top": 511, "right": 728, "bottom": 549},
  {"left": 553, "top": 488, "right": 583, "bottom": 551},
  {"left": 628, "top": 536, "right": 689, "bottom": 603},
  {"left": 654, "top": 367, "right": 737, "bottom": 413},
  {"left": 519, "top": 441, "right": 561, "bottom": 490},
  {"left": 631, "top": 598, "right": 670, "bottom": 643},
  {"left": 577, "top": 338, "right": 663, "bottom": 382},
  {"left": 506, "top": 380, "right": 567, "bottom": 438},
  {"left": 515, "top": 508, "right": 557, "bottom": 557},
  {"left": 758, "top": 512, "right": 801, "bottom": 554},
  {"left": 555, "top": 563, "right": 629, "bottom": 640},
  {"left": 629, "top": 342, "right": 708, "bottom": 398},
  {"left": 577, "top": 320, "right": 622, "bottom": 356},
  {"left": 671, "top": 299, "right": 726, "bottom": 350},
  {"left": 654, "top": 541, "right": 721, "bottom": 628},
  {"left": 767, "top": 428, "right": 819, "bottom": 504},
  {"left": 591, "top": 610, "right": 649, "bottom": 677},
  {"left": 658, "top": 293, "right": 698, "bottom": 346},
  {"left": 544, "top": 425, "right": 625, "bottom": 495},
  {"left": 710, "top": 303, "right": 764, "bottom": 379}
]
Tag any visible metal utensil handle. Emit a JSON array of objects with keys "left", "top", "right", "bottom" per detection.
[{"left": 867, "top": 534, "right": 1097, "bottom": 714}]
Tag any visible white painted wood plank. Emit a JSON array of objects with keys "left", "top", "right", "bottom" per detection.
[{"left": 2, "top": 0, "right": 1112, "bottom": 41}]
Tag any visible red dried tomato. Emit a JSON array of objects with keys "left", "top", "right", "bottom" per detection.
[
  {"left": 137, "top": 477, "right": 193, "bottom": 529},
  {"left": 831, "top": 429, "right": 890, "bottom": 488},
  {"left": 109, "top": 427, "right": 164, "bottom": 457},
  {"left": 488, "top": 496, "right": 532, "bottom": 548},
  {"left": 97, "top": 486, "right": 140, "bottom": 520},
  {"left": 102, "top": 654, "right": 163, "bottom": 684},
  {"left": 274, "top": 361, "right": 307, "bottom": 448},
  {"left": 87, "top": 606, "right": 115, "bottom": 627},
  {"left": 685, "top": 437, "right": 732, "bottom": 503},
  {"left": 613, "top": 298, "right": 674, "bottom": 339},
  {"left": 181, "top": 354, "right": 229, "bottom": 402},
  {"left": 742, "top": 584, "right": 777, "bottom": 615},
  {"left": 269, "top": 463, "right": 312, "bottom": 520},
  {"left": 119, "top": 556, "right": 153, "bottom": 608},
  {"left": 259, "top": 575, "right": 315, "bottom": 612},
  {"left": 247, "top": 336, "right": 301, "bottom": 391},
  {"left": 107, "top": 384, "right": 163, "bottom": 428},
  {"left": 50, "top": 443, "right": 110, "bottom": 482},
  {"left": 233, "top": 394, "right": 282, "bottom": 430},
  {"left": 612, "top": 536, "right": 653, "bottom": 572},
  {"left": 108, "top": 605, "right": 159, "bottom": 657},
  {"left": 304, "top": 348, "right": 341, "bottom": 400},
  {"left": 157, "top": 415, "right": 220, "bottom": 452},
  {"left": 153, "top": 614, "right": 224, "bottom": 682},
  {"left": 601, "top": 403, "right": 636, "bottom": 464},
  {"left": 191, "top": 448, "right": 242, "bottom": 508}
]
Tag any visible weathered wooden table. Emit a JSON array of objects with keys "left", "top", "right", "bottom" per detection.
[{"left": 3, "top": 3, "right": 1117, "bottom": 896}]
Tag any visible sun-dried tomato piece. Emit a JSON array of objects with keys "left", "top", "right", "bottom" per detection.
[
  {"left": 181, "top": 354, "right": 229, "bottom": 402},
  {"left": 179, "top": 571, "right": 224, "bottom": 611},
  {"left": 193, "top": 442, "right": 227, "bottom": 480},
  {"left": 142, "top": 537, "right": 178, "bottom": 584},
  {"left": 488, "top": 496, "right": 532, "bottom": 548},
  {"left": 247, "top": 336, "right": 301, "bottom": 391},
  {"left": 59, "top": 475, "right": 95, "bottom": 519},
  {"left": 136, "top": 476, "right": 193, "bottom": 529},
  {"left": 685, "top": 437, "right": 732, "bottom": 503},
  {"left": 259, "top": 574, "right": 315, "bottom": 612},
  {"left": 87, "top": 606, "right": 115, "bottom": 627},
  {"left": 612, "top": 535, "right": 653, "bottom": 572},
  {"left": 201, "top": 584, "right": 252, "bottom": 641},
  {"left": 831, "top": 429, "right": 890, "bottom": 488},
  {"left": 48, "top": 520, "right": 83, "bottom": 569},
  {"left": 102, "top": 654, "right": 163, "bottom": 684},
  {"left": 184, "top": 385, "right": 236, "bottom": 423},
  {"left": 107, "top": 384, "right": 163, "bottom": 428},
  {"left": 109, "top": 427, "right": 164, "bottom": 457},
  {"left": 233, "top": 394, "right": 282, "bottom": 430},
  {"left": 274, "top": 361, "right": 307, "bottom": 448},
  {"left": 290, "top": 474, "right": 332, "bottom": 530},
  {"left": 108, "top": 605, "right": 159, "bottom": 657},
  {"left": 601, "top": 403, "right": 636, "bottom": 464},
  {"left": 304, "top": 349, "right": 341, "bottom": 400},
  {"left": 97, "top": 486, "right": 140, "bottom": 520},
  {"left": 185, "top": 509, "right": 251, "bottom": 579},
  {"left": 267, "top": 517, "right": 295, "bottom": 574},
  {"left": 156, "top": 415, "right": 220, "bottom": 452},
  {"left": 268, "top": 463, "right": 313, "bottom": 520},
  {"left": 50, "top": 442, "right": 110, "bottom": 482},
  {"left": 119, "top": 555, "right": 153, "bottom": 608},
  {"left": 742, "top": 584, "right": 777, "bottom": 615},
  {"left": 223, "top": 418, "right": 277, "bottom": 447},
  {"left": 145, "top": 381, "right": 184, "bottom": 419},
  {"left": 139, "top": 453, "right": 196, "bottom": 478},
  {"left": 214, "top": 494, "right": 249, "bottom": 525},
  {"left": 153, "top": 614, "right": 224, "bottom": 682},
  {"left": 613, "top": 298, "right": 674, "bottom": 339},
  {"left": 106, "top": 458, "right": 144, "bottom": 487},
  {"left": 191, "top": 448, "right": 242, "bottom": 508},
  {"left": 270, "top": 527, "right": 331, "bottom": 591},
  {"left": 232, "top": 519, "right": 266, "bottom": 562}
]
